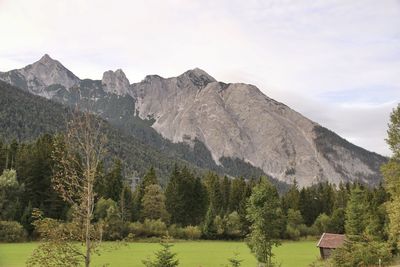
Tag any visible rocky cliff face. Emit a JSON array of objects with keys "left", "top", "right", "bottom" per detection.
[
  {"left": 0, "top": 55, "right": 386, "bottom": 186},
  {"left": 102, "top": 69, "right": 130, "bottom": 95},
  {"left": 131, "top": 70, "right": 385, "bottom": 186}
]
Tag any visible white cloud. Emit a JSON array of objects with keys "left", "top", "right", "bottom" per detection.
[{"left": 0, "top": 0, "right": 399, "bottom": 155}]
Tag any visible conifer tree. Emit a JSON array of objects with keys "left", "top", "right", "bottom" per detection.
[
  {"left": 141, "top": 184, "right": 170, "bottom": 222},
  {"left": 345, "top": 186, "right": 367, "bottom": 238},
  {"left": 204, "top": 172, "right": 223, "bottom": 214},
  {"left": 133, "top": 166, "right": 159, "bottom": 221},
  {"left": 104, "top": 159, "right": 123, "bottom": 202},
  {"left": 143, "top": 242, "right": 179, "bottom": 267}
]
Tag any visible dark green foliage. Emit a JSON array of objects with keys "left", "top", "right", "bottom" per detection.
[
  {"left": 165, "top": 165, "right": 208, "bottom": 226},
  {"left": 328, "top": 208, "right": 345, "bottom": 234},
  {"left": 204, "top": 172, "right": 223, "bottom": 214},
  {"left": 119, "top": 185, "right": 134, "bottom": 222},
  {"left": 345, "top": 186, "right": 368, "bottom": 238},
  {"left": 0, "top": 81, "right": 66, "bottom": 142},
  {"left": 282, "top": 179, "right": 300, "bottom": 212},
  {"left": 220, "top": 176, "right": 231, "bottom": 214},
  {"left": 202, "top": 204, "right": 217, "bottom": 239},
  {"left": 299, "top": 182, "right": 335, "bottom": 226},
  {"left": 103, "top": 159, "right": 124, "bottom": 202}
]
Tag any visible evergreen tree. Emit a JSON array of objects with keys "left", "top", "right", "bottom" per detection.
[
  {"left": 202, "top": 203, "right": 217, "bottom": 239},
  {"left": 104, "top": 159, "right": 123, "bottom": 202},
  {"left": 133, "top": 166, "right": 159, "bottom": 221},
  {"left": 220, "top": 176, "right": 231, "bottom": 214},
  {"left": 328, "top": 208, "right": 345, "bottom": 234},
  {"left": 141, "top": 184, "right": 170, "bottom": 222},
  {"left": 142, "top": 242, "right": 179, "bottom": 267},
  {"left": 282, "top": 179, "right": 300, "bottom": 212},
  {"left": 204, "top": 172, "right": 223, "bottom": 214},
  {"left": 345, "top": 186, "right": 367, "bottom": 238},
  {"left": 228, "top": 177, "right": 247, "bottom": 213},
  {"left": 165, "top": 164, "right": 184, "bottom": 225},
  {"left": 165, "top": 165, "right": 207, "bottom": 226},
  {"left": 119, "top": 185, "right": 134, "bottom": 222}
]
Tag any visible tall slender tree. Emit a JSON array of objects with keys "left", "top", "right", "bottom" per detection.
[
  {"left": 246, "top": 178, "right": 283, "bottom": 267},
  {"left": 37, "top": 111, "right": 108, "bottom": 267},
  {"left": 382, "top": 104, "right": 400, "bottom": 246}
]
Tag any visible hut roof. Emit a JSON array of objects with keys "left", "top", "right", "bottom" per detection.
[{"left": 316, "top": 233, "right": 345, "bottom": 249}]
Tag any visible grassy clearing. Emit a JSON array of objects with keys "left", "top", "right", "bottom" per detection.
[{"left": 0, "top": 240, "right": 319, "bottom": 267}]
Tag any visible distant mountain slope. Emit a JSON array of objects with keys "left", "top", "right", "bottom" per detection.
[
  {"left": 0, "top": 80, "right": 197, "bottom": 183},
  {"left": 0, "top": 80, "right": 287, "bottom": 189},
  {"left": 0, "top": 54, "right": 387, "bottom": 186}
]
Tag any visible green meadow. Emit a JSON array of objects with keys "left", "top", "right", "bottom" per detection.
[{"left": 0, "top": 240, "right": 319, "bottom": 267}]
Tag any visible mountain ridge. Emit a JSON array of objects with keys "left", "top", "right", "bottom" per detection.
[{"left": 0, "top": 54, "right": 387, "bottom": 186}]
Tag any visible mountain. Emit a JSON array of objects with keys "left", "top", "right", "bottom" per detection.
[
  {"left": 0, "top": 78, "right": 285, "bottom": 190},
  {"left": 0, "top": 55, "right": 387, "bottom": 186},
  {"left": 0, "top": 54, "right": 80, "bottom": 98}
]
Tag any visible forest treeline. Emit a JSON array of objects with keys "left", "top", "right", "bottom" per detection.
[{"left": 0, "top": 134, "right": 388, "bottom": 242}]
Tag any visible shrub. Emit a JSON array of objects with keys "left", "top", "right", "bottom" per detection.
[
  {"left": 129, "top": 219, "right": 167, "bottom": 238},
  {"left": 285, "top": 225, "right": 300, "bottom": 240},
  {"left": 182, "top": 226, "right": 201, "bottom": 240},
  {"left": 225, "top": 212, "right": 243, "bottom": 239},
  {"left": 102, "top": 219, "right": 129, "bottom": 241},
  {"left": 167, "top": 224, "right": 184, "bottom": 239},
  {"left": 0, "top": 221, "right": 27, "bottom": 242},
  {"left": 298, "top": 224, "right": 317, "bottom": 237}
]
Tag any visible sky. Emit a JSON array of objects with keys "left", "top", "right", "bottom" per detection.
[{"left": 0, "top": 0, "right": 399, "bottom": 156}]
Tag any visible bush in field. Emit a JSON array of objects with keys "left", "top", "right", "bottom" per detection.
[
  {"left": 225, "top": 212, "right": 243, "bottom": 239},
  {"left": 129, "top": 219, "right": 167, "bottom": 238},
  {"left": 0, "top": 221, "right": 27, "bottom": 242},
  {"left": 285, "top": 209, "right": 304, "bottom": 240},
  {"left": 103, "top": 219, "right": 129, "bottom": 241},
  {"left": 182, "top": 226, "right": 201, "bottom": 240},
  {"left": 94, "top": 197, "right": 129, "bottom": 241},
  {"left": 285, "top": 225, "right": 300, "bottom": 240},
  {"left": 167, "top": 224, "right": 185, "bottom": 239}
]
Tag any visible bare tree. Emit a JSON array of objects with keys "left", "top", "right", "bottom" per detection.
[{"left": 28, "top": 109, "right": 107, "bottom": 267}]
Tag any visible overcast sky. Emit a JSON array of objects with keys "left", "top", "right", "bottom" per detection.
[{"left": 0, "top": 0, "right": 399, "bottom": 156}]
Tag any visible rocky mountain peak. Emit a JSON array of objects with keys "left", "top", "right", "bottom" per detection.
[
  {"left": 0, "top": 54, "right": 80, "bottom": 97},
  {"left": 102, "top": 69, "right": 130, "bottom": 95},
  {"left": 38, "top": 53, "right": 54, "bottom": 64},
  {"left": 178, "top": 68, "right": 216, "bottom": 88}
]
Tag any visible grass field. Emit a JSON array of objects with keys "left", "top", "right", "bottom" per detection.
[{"left": 0, "top": 240, "right": 319, "bottom": 267}]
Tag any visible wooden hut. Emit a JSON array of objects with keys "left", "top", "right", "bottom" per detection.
[{"left": 316, "top": 233, "right": 345, "bottom": 259}]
